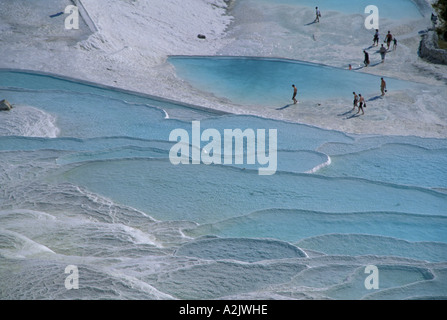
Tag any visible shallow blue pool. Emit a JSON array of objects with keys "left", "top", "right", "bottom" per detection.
[
  {"left": 169, "top": 56, "right": 421, "bottom": 107},
  {"left": 257, "top": 0, "right": 425, "bottom": 20}
]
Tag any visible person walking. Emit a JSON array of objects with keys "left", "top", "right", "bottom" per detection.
[
  {"left": 292, "top": 84, "right": 298, "bottom": 104},
  {"left": 357, "top": 94, "right": 365, "bottom": 115},
  {"left": 373, "top": 29, "right": 379, "bottom": 46},
  {"left": 379, "top": 44, "right": 387, "bottom": 62},
  {"left": 352, "top": 92, "right": 359, "bottom": 111},
  {"left": 380, "top": 78, "right": 387, "bottom": 96},
  {"left": 385, "top": 31, "right": 393, "bottom": 50},
  {"left": 315, "top": 7, "right": 321, "bottom": 23},
  {"left": 363, "top": 50, "right": 370, "bottom": 67}
]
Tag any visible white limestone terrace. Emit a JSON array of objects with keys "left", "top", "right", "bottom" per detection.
[{"left": 1, "top": 0, "right": 446, "bottom": 138}]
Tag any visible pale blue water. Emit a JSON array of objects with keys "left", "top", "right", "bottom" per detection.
[
  {"left": 1, "top": 70, "right": 446, "bottom": 300},
  {"left": 0, "top": 71, "right": 220, "bottom": 122},
  {"left": 169, "top": 56, "right": 422, "bottom": 107},
  {"left": 260, "top": 0, "right": 424, "bottom": 20}
]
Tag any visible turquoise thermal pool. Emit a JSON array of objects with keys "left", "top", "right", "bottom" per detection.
[{"left": 169, "top": 56, "right": 422, "bottom": 107}]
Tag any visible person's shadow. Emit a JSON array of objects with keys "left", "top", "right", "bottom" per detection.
[
  {"left": 346, "top": 114, "right": 361, "bottom": 119},
  {"left": 370, "top": 61, "right": 382, "bottom": 67},
  {"left": 367, "top": 95, "right": 382, "bottom": 102},
  {"left": 338, "top": 110, "right": 353, "bottom": 116},
  {"left": 305, "top": 20, "right": 318, "bottom": 26},
  {"left": 276, "top": 104, "right": 294, "bottom": 110}
]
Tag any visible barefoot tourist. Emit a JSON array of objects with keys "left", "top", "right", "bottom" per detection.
[
  {"left": 381, "top": 78, "right": 387, "bottom": 96},
  {"left": 357, "top": 94, "right": 365, "bottom": 115},
  {"left": 352, "top": 92, "right": 359, "bottom": 111},
  {"left": 292, "top": 84, "right": 298, "bottom": 104}
]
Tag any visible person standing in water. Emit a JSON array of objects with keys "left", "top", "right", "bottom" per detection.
[
  {"left": 292, "top": 84, "right": 298, "bottom": 104},
  {"left": 393, "top": 38, "right": 397, "bottom": 51},
  {"left": 315, "top": 7, "right": 321, "bottom": 23},
  {"left": 381, "top": 78, "right": 387, "bottom": 96},
  {"left": 357, "top": 94, "right": 365, "bottom": 115}
]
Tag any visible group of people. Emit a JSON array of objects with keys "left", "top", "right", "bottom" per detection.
[
  {"left": 351, "top": 92, "right": 366, "bottom": 115},
  {"left": 349, "top": 78, "right": 387, "bottom": 115},
  {"left": 364, "top": 30, "right": 397, "bottom": 66},
  {"left": 374, "top": 30, "right": 396, "bottom": 50},
  {"left": 292, "top": 76, "right": 387, "bottom": 114},
  {"left": 290, "top": 8, "right": 390, "bottom": 114}
]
